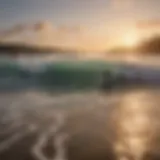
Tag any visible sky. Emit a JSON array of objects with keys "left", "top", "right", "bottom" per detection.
[{"left": 0, "top": 0, "right": 160, "bottom": 51}]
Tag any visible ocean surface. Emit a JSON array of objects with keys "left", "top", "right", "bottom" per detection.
[
  {"left": 1, "top": 53, "right": 160, "bottom": 67},
  {"left": 0, "top": 53, "right": 160, "bottom": 91},
  {"left": 0, "top": 53, "right": 160, "bottom": 160}
]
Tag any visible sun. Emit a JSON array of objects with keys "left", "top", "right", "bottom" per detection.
[{"left": 122, "top": 34, "right": 139, "bottom": 47}]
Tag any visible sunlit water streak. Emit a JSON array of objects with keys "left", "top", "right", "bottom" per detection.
[{"left": 114, "top": 92, "right": 152, "bottom": 160}]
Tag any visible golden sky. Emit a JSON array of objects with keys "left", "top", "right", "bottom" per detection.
[{"left": 0, "top": 0, "right": 160, "bottom": 51}]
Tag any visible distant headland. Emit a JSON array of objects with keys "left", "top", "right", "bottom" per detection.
[
  {"left": 0, "top": 35, "right": 160, "bottom": 56},
  {"left": 0, "top": 43, "right": 79, "bottom": 56},
  {"left": 109, "top": 35, "right": 160, "bottom": 55}
]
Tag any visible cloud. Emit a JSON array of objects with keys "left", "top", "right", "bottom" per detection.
[
  {"left": 0, "top": 21, "right": 85, "bottom": 49},
  {"left": 33, "top": 21, "right": 54, "bottom": 32},
  {"left": 136, "top": 20, "right": 160, "bottom": 29},
  {"left": 111, "top": 0, "right": 133, "bottom": 9},
  {"left": 0, "top": 24, "right": 29, "bottom": 39},
  {"left": 0, "top": 21, "right": 55, "bottom": 39}
]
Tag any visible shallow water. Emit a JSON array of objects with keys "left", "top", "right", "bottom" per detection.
[
  {"left": 0, "top": 86, "right": 159, "bottom": 160},
  {"left": 1, "top": 54, "right": 160, "bottom": 68}
]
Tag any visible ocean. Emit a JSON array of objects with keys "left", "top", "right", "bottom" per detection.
[
  {"left": 0, "top": 53, "right": 160, "bottom": 160},
  {"left": 0, "top": 53, "right": 160, "bottom": 91}
]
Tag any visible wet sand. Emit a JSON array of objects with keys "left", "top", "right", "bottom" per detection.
[{"left": 0, "top": 87, "right": 159, "bottom": 160}]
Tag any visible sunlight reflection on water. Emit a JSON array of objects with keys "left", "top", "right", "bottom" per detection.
[{"left": 114, "top": 89, "right": 160, "bottom": 160}]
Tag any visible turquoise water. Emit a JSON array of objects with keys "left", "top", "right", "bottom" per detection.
[
  {"left": 0, "top": 60, "right": 121, "bottom": 91},
  {"left": 1, "top": 59, "right": 159, "bottom": 91}
]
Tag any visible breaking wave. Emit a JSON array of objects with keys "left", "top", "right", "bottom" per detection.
[{"left": 0, "top": 60, "right": 120, "bottom": 91}]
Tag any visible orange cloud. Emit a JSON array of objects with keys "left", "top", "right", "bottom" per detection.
[
  {"left": 111, "top": 0, "right": 133, "bottom": 9},
  {"left": 33, "top": 21, "right": 54, "bottom": 32},
  {"left": 0, "top": 21, "right": 97, "bottom": 51},
  {"left": 0, "top": 24, "right": 28, "bottom": 39},
  {"left": 137, "top": 20, "right": 160, "bottom": 29}
]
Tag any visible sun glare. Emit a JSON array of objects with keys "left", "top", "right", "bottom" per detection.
[{"left": 122, "top": 34, "right": 139, "bottom": 47}]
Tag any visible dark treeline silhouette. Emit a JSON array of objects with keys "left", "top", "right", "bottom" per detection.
[
  {"left": 109, "top": 35, "right": 160, "bottom": 54},
  {"left": 0, "top": 43, "right": 78, "bottom": 55},
  {"left": 137, "top": 35, "right": 160, "bottom": 54}
]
